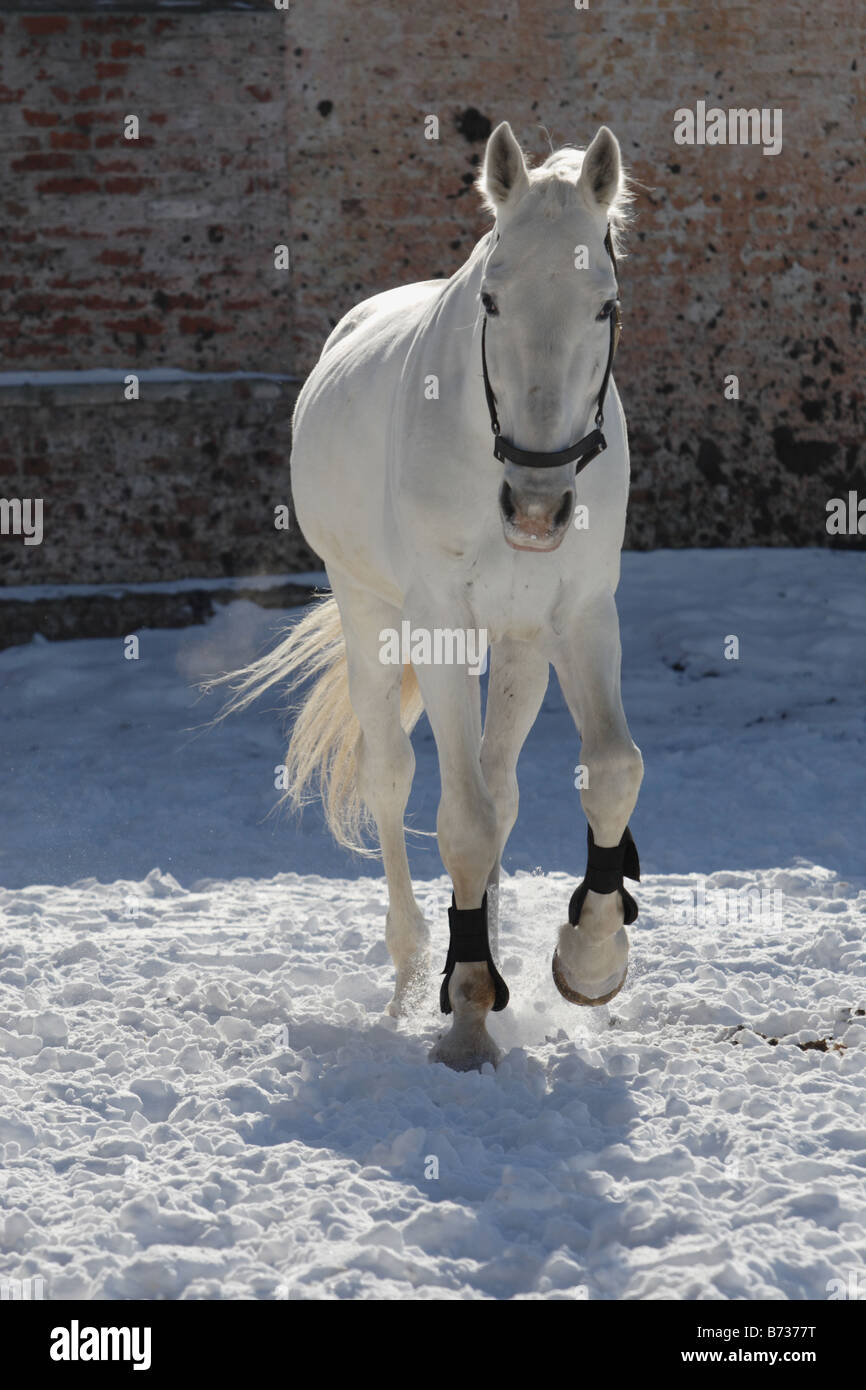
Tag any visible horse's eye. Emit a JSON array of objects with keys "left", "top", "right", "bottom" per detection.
[
  {"left": 481, "top": 292, "right": 499, "bottom": 317},
  {"left": 596, "top": 298, "right": 618, "bottom": 322}
]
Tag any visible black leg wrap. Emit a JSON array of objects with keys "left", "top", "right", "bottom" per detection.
[
  {"left": 439, "top": 891, "right": 510, "bottom": 1015},
  {"left": 568, "top": 825, "right": 640, "bottom": 929}
]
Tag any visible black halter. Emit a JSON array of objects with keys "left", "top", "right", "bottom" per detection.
[{"left": 480, "top": 226, "right": 622, "bottom": 474}]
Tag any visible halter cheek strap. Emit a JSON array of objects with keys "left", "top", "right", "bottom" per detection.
[{"left": 481, "top": 225, "right": 622, "bottom": 475}]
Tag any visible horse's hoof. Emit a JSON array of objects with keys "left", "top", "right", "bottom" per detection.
[
  {"left": 386, "top": 956, "right": 430, "bottom": 1017},
  {"left": 428, "top": 1027, "right": 501, "bottom": 1072},
  {"left": 552, "top": 949, "right": 627, "bottom": 1006},
  {"left": 386, "top": 980, "right": 420, "bottom": 1018}
]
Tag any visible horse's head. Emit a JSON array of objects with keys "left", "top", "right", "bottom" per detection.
[{"left": 477, "top": 122, "right": 628, "bottom": 553}]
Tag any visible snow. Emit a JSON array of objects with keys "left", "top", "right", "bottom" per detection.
[{"left": 0, "top": 547, "right": 864, "bottom": 1300}]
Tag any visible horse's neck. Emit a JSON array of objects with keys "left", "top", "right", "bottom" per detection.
[
  {"left": 416, "top": 231, "right": 491, "bottom": 415},
  {"left": 447, "top": 231, "right": 491, "bottom": 316}
]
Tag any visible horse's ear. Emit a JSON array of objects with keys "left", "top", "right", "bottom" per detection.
[
  {"left": 480, "top": 121, "right": 530, "bottom": 214},
  {"left": 578, "top": 126, "right": 622, "bottom": 210}
]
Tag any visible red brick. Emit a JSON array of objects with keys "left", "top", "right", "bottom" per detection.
[
  {"left": 152, "top": 293, "right": 206, "bottom": 310},
  {"left": 46, "top": 278, "right": 99, "bottom": 292},
  {"left": 73, "top": 112, "right": 114, "bottom": 129},
  {"left": 43, "top": 316, "right": 90, "bottom": 334},
  {"left": 96, "top": 249, "right": 135, "bottom": 266},
  {"left": 49, "top": 131, "right": 90, "bottom": 150},
  {"left": 22, "top": 109, "right": 60, "bottom": 126},
  {"left": 37, "top": 223, "right": 104, "bottom": 241},
  {"left": 21, "top": 16, "right": 69, "bottom": 36},
  {"left": 93, "top": 159, "right": 138, "bottom": 173},
  {"left": 105, "top": 316, "right": 163, "bottom": 335},
  {"left": 13, "top": 293, "right": 51, "bottom": 314},
  {"left": 94, "top": 133, "right": 155, "bottom": 149},
  {"left": 11, "top": 153, "right": 74, "bottom": 172},
  {"left": 179, "top": 316, "right": 230, "bottom": 334},
  {"left": 35, "top": 176, "right": 100, "bottom": 195},
  {"left": 82, "top": 17, "right": 145, "bottom": 34},
  {"left": 110, "top": 40, "right": 145, "bottom": 58},
  {"left": 102, "top": 177, "right": 154, "bottom": 195}
]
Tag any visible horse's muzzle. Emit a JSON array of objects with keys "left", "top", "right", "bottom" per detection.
[{"left": 498, "top": 480, "right": 574, "bottom": 552}]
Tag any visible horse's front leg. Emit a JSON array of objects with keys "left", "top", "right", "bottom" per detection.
[
  {"left": 550, "top": 591, "right": 644, "bottom": 1005},
  {"left": 410, "top": 621, "right": 503, "bottom": 1071},
  {"left": 480, "top": 638, "right": 550, "bottom": 957}
]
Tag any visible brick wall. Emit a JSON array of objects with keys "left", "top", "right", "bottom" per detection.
[
  {"left": 288, "top": 0, "right": 865, "bottom": 551},
  {"left": 1, "top": 8, "right": 288, "bottom": 371},
  {"left": 0, "top": 0, "right": 863, "bottom": 591}
]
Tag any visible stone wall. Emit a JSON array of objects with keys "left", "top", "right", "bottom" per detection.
[
  {"left": 0, "top": 0, "right": 863, "bottom": 593},
  {"left": 0, "top": 376, "right": 311, "bottom": 588}
]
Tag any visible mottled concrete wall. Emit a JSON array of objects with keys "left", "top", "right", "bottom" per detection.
[
  {"left": 1, "top": 1, "right": 863, "bottom": 594},
  {"left": 0, "top": 378, "right": 312, "bottom": 587}
]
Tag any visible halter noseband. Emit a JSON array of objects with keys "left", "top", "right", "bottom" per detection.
[{"left": 480, "top": 226, "right": 622, "bottom": 474}]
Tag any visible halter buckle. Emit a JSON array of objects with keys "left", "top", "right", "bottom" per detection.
[
  {"left": 585, "top": 435, "right": 606, "bottom": 464},
  {"left": 573, "top": 431, "right": 607, "bottom": 476}
]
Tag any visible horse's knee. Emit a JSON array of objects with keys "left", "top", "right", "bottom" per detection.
[
  {"left": 357, "top": 725, "right": 415, "bottom": 813},
  {"left": 581, "top": 741, "right": 643, "bottom": 834}
]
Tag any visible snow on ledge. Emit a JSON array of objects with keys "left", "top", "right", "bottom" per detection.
[
  {"left": 0, "top": 571, "right": 329, "bottom": 603},
  {"left": 0, "top": 368, "right": 300, "bottom": 388}
]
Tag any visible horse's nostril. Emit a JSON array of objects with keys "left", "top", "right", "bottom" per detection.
[
  {"left": 499, "top": 481, "right": 516, "bottom": 522},
  {"left": 553, "top": 490, "right": 575, "bottom": 529}
]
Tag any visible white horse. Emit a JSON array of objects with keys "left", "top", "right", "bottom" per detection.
[{"left": 222, "top": 122, "right": 643, "bottom": 1072}]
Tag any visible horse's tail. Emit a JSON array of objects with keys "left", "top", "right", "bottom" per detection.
[{"left": 205, "top": 594, "right": 424, "bottom": 854}]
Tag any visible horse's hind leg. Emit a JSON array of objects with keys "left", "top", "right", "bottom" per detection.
[{"left": 330, "top": 572, "right": 429, "bottom": 1016}]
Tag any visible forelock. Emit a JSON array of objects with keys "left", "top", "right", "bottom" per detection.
[{"left": 528, "top": 145, "right": 633, "bottom": 255}]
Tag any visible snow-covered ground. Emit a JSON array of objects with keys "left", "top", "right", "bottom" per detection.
[{"left": 0, "top": 548, "right": 864, "bottom": 1300}]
